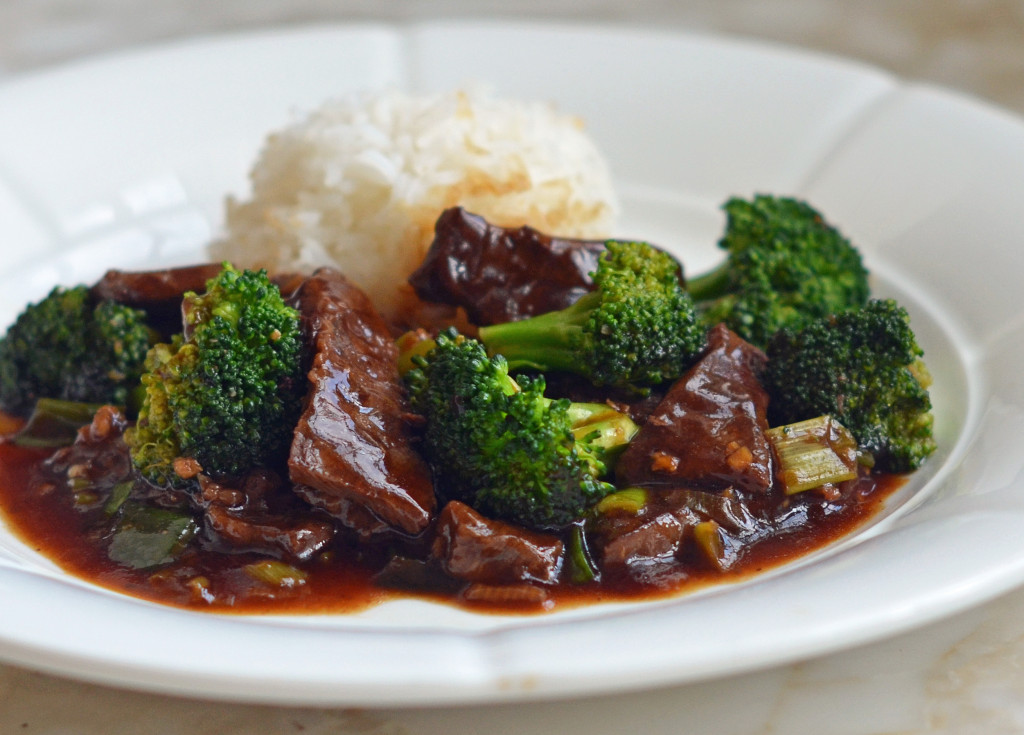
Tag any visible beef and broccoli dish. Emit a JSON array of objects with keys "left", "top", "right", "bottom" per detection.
[{"left": 0, "top": 195, "right": 937, "bottom": 613}]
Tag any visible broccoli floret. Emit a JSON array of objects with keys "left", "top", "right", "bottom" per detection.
[
  {"left": 126, "top": 264, "right": 304, "bottom": 486},
  {"left": 404, "top": 328, "right": 638, "bottom": 529},
  {"left": 763, "top": 299, "right": 936, "bottom": 473},
  {"left": 476, "top": 240, "right": 705, "bottom": 391},
  {"left": 0, "top": 285, "right": 155, "bottom": 415},
  {"left": 687, "top": 195, "right": 870, "bottom": 347}
]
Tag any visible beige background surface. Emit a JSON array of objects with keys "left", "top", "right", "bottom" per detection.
[
  {"left": 3, "top": 0, "right": 1024, "bottom": 116},
  {"left": 2, "top": 2, "right": 1024, "bottom": 733}
]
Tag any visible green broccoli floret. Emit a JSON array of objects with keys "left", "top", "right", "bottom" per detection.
[
  {"left": 476, "top": 240, "right": 705, "bottom": 391},
  {"left": 763, "top": 298, "right": 936, "bottom": 473},
  {"left": 404, "top": 328, "right": 638, "bottom": 529},
  {"left": 687, "top": 195, "right": 870, "bottom": 347},
  {"left": 0, "top": 285, "right": 155, "bottom": 416},
  {"left": 125, "top": 264, "right": 304, "bottom": 486}
]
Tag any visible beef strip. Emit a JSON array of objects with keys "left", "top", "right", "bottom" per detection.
[
  {"left": 294, "top": 485, "right": 393, "bottom": 541},
  {"left": 615, "top": 324, "right": 774, "bottom": 494},
  {"left": 40, "top": 405, "right": 133, "bottom": 494},
  {"left": 288, "top": 268, "right": 436, "bottom": 536},
  {"left": 407, "top": 207, "right": 607, "bottom": 325},
  {"left": 91, "top": 263, "right": 224, "bottom": 334},
  {"left": 433, "top": 501, "right": 564, "bottom": 585},
  {"left": 199, "top": 471, "right": 334, "bottom": 561},
  {"left": 588, "top": 486, "right": 764, "bottom": 585},
  {"left": 461, "top": 582, "right": 551, "bottom": 607},
  {"left": 91, "top": 263, "right": 223, "bottom": 306},
  {"left": 598, "top": 511, "right": 687, "bottom": 579}
]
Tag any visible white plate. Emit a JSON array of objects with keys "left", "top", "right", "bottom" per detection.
[{"left": 0, "top": 21, "right": 1020, "bottom": 707}]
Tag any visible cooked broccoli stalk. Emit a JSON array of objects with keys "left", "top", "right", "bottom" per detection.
[
  {"left": 125, "top": 264, "right": 304, "bottom": 487},
  {"left": 593, "top": 486, "right": 648, "bottom": 516},
  {"left": 687, "top": 195, "right": 870, "bottom": 347},
  {"left": 0, "top": 285, "right": 155, "bottom": 415},
  {"left": 476, "top": 240, "right": 705, "bottom": 391},
  {"left": 10, "top": 398, "right": 106, "bottom": 448},
  {"left": 567, "top": 523, "right": 599, "bottom": 583},
  {"left": 404, "top": 328, "right": 638, "bottom": 529},
  {"left": 763, "top": 299, "right": 936, "bottom": 473},
  {"left": 766, "top": 415, "right": 860, "bottom": 494}
]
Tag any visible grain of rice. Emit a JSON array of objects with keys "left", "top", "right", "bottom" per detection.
[{"left": 211, "top": 88, "right": 619, "bottom": 317}]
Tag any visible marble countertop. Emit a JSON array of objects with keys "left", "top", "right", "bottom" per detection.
[{"left": 3, "top": 2, "right": 1024, "bottom": 733}]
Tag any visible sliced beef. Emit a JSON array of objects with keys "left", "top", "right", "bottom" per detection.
[
  {"left": 461, "top": 582, "right": 551, "bottom": 607},
  {"left": 433, "top": 501, "right": 564, "bottom": 585},
  {"left": 91, "top": 263, "right": 224, "bottom": 334},
  {"left": 615, "top": 324, "right": 774, "bottom": 494},
  {"left": 294, "top": 485, "right": 392, "bottom": 542},
  {"left": 587, "top": 486, "right": 764, "bottom": 585},
  {"left": 598, "top": 511, "right": 687, "bottom": 578},
  {"left": 288, "top": 268, "right": 436, "bottom": 536},
  {"left": 407, "top": 207, "right": 607, "bottom": 325},
  {"left": 40, "top": 405, "right": 133, "bottom": 494},
  {"left": 198, "top": 471, "right": 334, "bottom": 561},
  {"left": 91, "top": 262, "right": 223, "bottom": 305}
]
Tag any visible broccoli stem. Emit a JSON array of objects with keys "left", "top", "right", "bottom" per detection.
[
  {"left": 567, "top": 523, "right": 599, "bottom": 584},
  {"left": 683, "top": 262, "right": 732, "bottom": 302},
  {"left": 476, "top": 291, "right": 599, "bottom": 373},
  {"left": 594, "top": 487, "right": 648, "bottom": 515},
  {"left": 12, "top": 398, "right": 105, "bottom": 448}
]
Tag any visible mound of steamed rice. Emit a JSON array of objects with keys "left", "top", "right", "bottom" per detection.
[{"left": 211, "top": 88, "right": 619, "bottom": 317}]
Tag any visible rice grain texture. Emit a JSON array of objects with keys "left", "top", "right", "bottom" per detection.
[{"left": 211, "top": 88, "right": 619, "bottom": 317}]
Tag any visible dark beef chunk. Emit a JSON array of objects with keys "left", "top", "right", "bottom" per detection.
[
  {"left": 615, "top": 324, "right": 774, "bottom": 494},
  {"left": 433, "top": 501, "right": 564, "bottom": 585},
  {"left": 293, "top": 484, "right": 392, "bottom": 541},
  {"left": 588, "top": 487, "right": 765, "bottom": 585},
  {"left": 461, "top": 582, "right": 551, "bottom": 607},
  {"left": 91, "top": 262, "right": 223, "bottom": 305},
  {"left": 41, "top": 405, "right": 133, "bottom": 492},
  {"left": 407, "top": 207, "right": 607, "bottom": 326},
  {"left": 199, "top": 471, "right": 334, "bottom": 561},
  {"left": 91, "top": 263, "right": 224, "bottom": 334},
  {"left": 288, "top": 268, "right": 436, "bottom": 536},
  {"left": 599, "top": 511, "right": 687, "bottom": 579}
]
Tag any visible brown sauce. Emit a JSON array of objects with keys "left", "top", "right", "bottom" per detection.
[
  {"left": 0, "top": 260, "right": 917, "bottom": 616},
  {"left": 0, "top": 440, "right": 904, "bottom": 615}
]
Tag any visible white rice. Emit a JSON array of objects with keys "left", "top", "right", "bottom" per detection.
[{"left": 211, "top": 87, "right": 619, "bottom": 317}]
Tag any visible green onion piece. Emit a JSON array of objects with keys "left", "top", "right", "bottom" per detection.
[
  {"left": 107, "top": 501, "right": 198, "bottom": 569},
  {"left": 693, "top": 520, "right": 726, "bottom": 570},
  {"left": 594, "top": 487, "right": 648, "bottom": 516},
  {"left": 12, "top": 398, "right": 104, "bottom": 448},
  {"left": 767, "top": 415, "right": 860, "bottom": 494},
  {"left": 104, "top": 481, "right": 133, "bottom": 515},
  {"left": 567, "top": 403, "right": 639, "bottom": 456},
  {"left": 244, "top": 560, "right": 308, "bottom": 588},
  {"left": 567, "top": 523, "right": 598, "bottom": 584}
]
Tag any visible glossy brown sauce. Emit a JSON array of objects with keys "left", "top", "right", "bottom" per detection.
[{"left": 0, "top": 440, "right": 904, "bottom": 615}]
